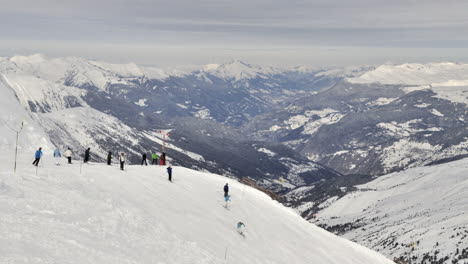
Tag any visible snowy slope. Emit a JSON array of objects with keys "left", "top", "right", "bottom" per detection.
[
  {"left": 1, "top": 73, "right": 87, "bottom": 112},
  {"left": 0, "top": 155, "right": 393, "bottom": 264},
  {"left": 37, "top": 107, "right": 142, "bottom": 159},
  {"left": 318, "top": 158, "right": 468, "bottom": 263},
  {"left": 0, "top": 80, "right": 53, "bottom": 155}
]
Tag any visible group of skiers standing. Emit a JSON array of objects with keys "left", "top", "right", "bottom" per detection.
[
  {"left": 33, "top": 147, "right": 73, "bottom": 166},
  {"left": 32, "top": 147, "right": 167, "bottom": 171},
  {"left": 32, "top": 147, "right": 173, "bottom": 181}
]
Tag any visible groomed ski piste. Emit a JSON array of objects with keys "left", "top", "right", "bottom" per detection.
[{"left": 0, "top": 156, "right": 396, "bottom": 264}]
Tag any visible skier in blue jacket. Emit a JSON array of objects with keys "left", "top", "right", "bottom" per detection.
[
  {"left": 53, "top": 148, "right": 61, "bottom": 165},
  {"left": 167, "top": 166, "right": 172, "bottom": 182},
  {"left": 32, "top": 147, "right": 43, "bottom": 166}
]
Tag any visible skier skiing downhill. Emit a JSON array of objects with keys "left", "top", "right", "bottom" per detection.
[
  {"left": 224, "top": 194, "right": 231, "bottom": 208},
  {"left": 237, "top": 222, "right": 246, "bottom": 237},
  {"left": 53, "top": 148, "right": 61, "bottom": 165},
  {"left": 64, "top": 147, "right": 72, "bottom": 164},
  {"left": 224, "top": 183, "right": 229, "bottom": 198},
  {"left": 119, "top": 153, "right": 126, "bottom": 171},
  {"left": 32, "top": 147, "right": 43, "bottom": 166},
  {"left": 83, "top": 148, "right": 91, "bottom": 163}
]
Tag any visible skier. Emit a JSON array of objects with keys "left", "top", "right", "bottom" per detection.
[
  {"left": 160, "top": 152, "right": 166, "bottom": 166},
  {"left": 237, "top": 222, "right": 246, "bottom": 237},
  {"left": 32, "top": 147, "right": 43, "bottom": 166},
  {"left": 152, "top": 152, "right": 158, "bottom": 165},
  {"left": 119, "top": 152, "right": 125, "bottom": 171},
  {"left": 141, "top": 153, "right": 148, "bottom": 166},
  {"left": 64, "top": 147, "right": 72, "bottom": 164},
  {"left": 83, "top": 148, "right": 91, "bottom": 163},
  {"left": 107, "top": 151, "right": 112, "bottom": 165},
  {"left": 224, "top": 183, "right": 229, "bottom": 198},
  {"left": 167, "top": 166, "right": 172, "bottom": 182},
  {"left": 53, "top": 148, "right": 61, "bottom": 165},
  {"left": 224, "top": 194, "right": 231, "bottom": 208}
]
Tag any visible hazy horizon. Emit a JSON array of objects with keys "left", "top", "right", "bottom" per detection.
[{"left": 1, "top": 0, "right": 468, "bottom": 67}]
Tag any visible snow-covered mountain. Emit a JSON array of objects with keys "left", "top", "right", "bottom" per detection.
[
  {"left": 347, "top": 62, "right": 468, "bottom": 85},
  {"left": 316, "top": 157, "right": 468, "bottom": 264},
  {"left": 245, "top": 62, "right": 468, "bottom": 177}
]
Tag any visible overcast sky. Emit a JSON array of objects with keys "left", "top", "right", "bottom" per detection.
[{"left": 1, "top": 0, "right": 467, "bottom": 66}]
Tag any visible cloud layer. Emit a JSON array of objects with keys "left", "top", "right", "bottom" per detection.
[{"left": 1, "top": 0, "right": 468, "bottom": 66}]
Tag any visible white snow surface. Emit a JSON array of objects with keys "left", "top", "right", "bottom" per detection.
[
  {"left": 0, "top": 158, "right": 393, "bottom": 264},
  {"left": 1, "top": 73, "right": 88, "bottom": 112},
  {"left": 0, "top": 81, "right": 54, "bottom": 152},
  {"left": 257, "top": 147, "right": 276, "bottom": 157},
  {"left": 38, "top": 107, "right": 142, "bottom": 158},
  {"left": 348, "top": 62, "right": 468, "bottom": 85},
  {"left": 318, "top": 157, "right": 468, "bottom": 262},
  {"left": 134, "top": 99, "right": 148, "bottom": 107},
  {"left": 277, "top": 108, "right": 344, "bottom": 135}
]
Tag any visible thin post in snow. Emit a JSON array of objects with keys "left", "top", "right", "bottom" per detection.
[
  {"left": 13, "top": 121, "right": 24, "bottom": 174},
  {"left": 224, "top": 246, "right": 228, "bottom": 261}
]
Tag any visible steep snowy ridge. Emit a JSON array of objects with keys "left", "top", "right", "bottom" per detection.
[
  {"left": 1, "top": 54, "right": 180, "bottom": 91},
  {"left": 1, "top": 73, "right": 88, "bottom": 112},
  {"left": 318, "top": 158, "right": 468, "bottom": 263},
  {"left": 0, "top": 80, "right": 53, "bottom": 154}
]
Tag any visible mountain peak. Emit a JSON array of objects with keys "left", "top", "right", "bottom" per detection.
[
  {"left": 10, "top": 53, "right": 48, "bottom": 64},
  {"left": 202, "top": 59, "right": 280, "bottom": 81},
  {"left": 224, "top": 59, "right": 251, "bottom": 67},
  {"left": 347, "top": 61, "right": 468, "bottom": 85}
]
